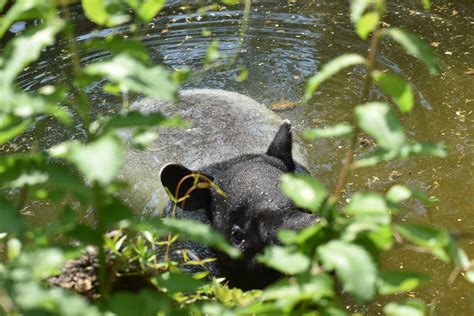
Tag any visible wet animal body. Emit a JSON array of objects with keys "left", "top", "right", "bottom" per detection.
[{"left": 160, "top": 121, "right": 319, "bottom": 290}]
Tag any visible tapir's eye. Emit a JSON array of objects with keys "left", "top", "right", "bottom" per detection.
[{"left": 231, "top": 225, "right": 245, "bottom": 246}]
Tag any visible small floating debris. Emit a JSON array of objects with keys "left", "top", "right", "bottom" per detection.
[
  {"left": 465, "top": 68, "right": 474, "bottom": 75},
  {"left": 269, "top": 100, "right": 299, "bottom": 112},
  {"left": 389, "top": 170, "right": 402, "bottom": 181}
]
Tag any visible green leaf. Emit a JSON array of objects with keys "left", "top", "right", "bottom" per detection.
[
  {"left": 236, "top": 66, "right": 248, "bottom": 82},
  {"left": 350, "top": 0, "right": 369, "bottom": 23},
  {"left": 303, "top": 123, "right": 352, "bottom": 140},
  {"left": 0, "top": 115, "right": 31, "bottom": 145},
  {"left": 172, "top": 67, "right": 191, "bottom": 84},
  {"left": 447, "top": 239, "right": 474, "bottom": 283},
  {"left": 52, "top": 133, "right": 124, "bottom": 185},
  {"left": 282, "top": 220, "right": 328, "bottom": 247},
  {"left": 262, "top": 273, "right": 334, "bottom": 312},
  {"left": 401, "top": 142, "right": 447, "bottom": 157},
  {"left": 0, "top": 153, "right": 49, "bottom": 187},
  {"left": 98, "top": 196, "right": 134, "bottom": 230},
  {"left": 372, "top": 71, "right": 414, "bottom": 113},
  {"left": 353, "top": 149, "right": 395, "bottom": 168},
  {"left": 213, "top": 286, "right": 261, "bottom": 309},
  {"left": 1, "top": 89, "right": 71, "bottom": 124},
  {"left": 85, "top": 54, "right": 178, "bottom": 101},
  {"left": 107, "top": 290, "right": 170, "bottom": 316},
  {"left": 318, "top": 306, "right": 349, "bottom": 316},
  {"left": 421, "top": 0, "right": 431, "bottom": 11},
  {"left": 0, "top": 197, "right": 25, "bottom": 234},
  {"left": 133, "top": 0, "right": 166, "bottom": 22},
  {"left": 257, "top": 246, "right": 310, "bottom": 275},
  {"left": 81, "top": 0, "right": 130, "bottom": 26},
  {"left": 386, "top": 184, "right": 433, "bottom": 205},
  {"left": 141, "top": 218, "right": 240, "bottom": 258},
  {"left": 384, "top": 28, "right": 440, "bottom": 75},
  {"left": 280, "top": 174, "right": 328, "bottom": 213},
  {"left": 1, "top": 19, "right": 63, "bottom": 87},
  {"left": 0, "top": 154, "right": 91, "bottom": 202},
  {"left": 303, "top": 54, "right": 367, "bottom": 103},
  {"left": 395, "top": 223, "right": 451, "bottom": 261},
  {"left": 56, "top": 206, "right": 80, "bottom": 233},
  {"left": 220, "top": 0, "right": 240, "bottom": 5},
  {"left": 201, "top": 303, "right": 236, "bottom": 316},
  {"left": 0, "top": 0, "right": 7, "bottom": 11},
  {"left": 157, "top": 272, "right": 205, "bottom": 293},
  {"left": 368, "top": 224, "right": 393, "bottom": 250},
  {"left": 129, "top": 128, "right": 158, "bottom": 150},
  {"left": 378, "top": 271, "right": 430, "bottom": 295},
  {"left": 317, "top": 240, "right": 377, "bottom": 302},
  {"left": 353, "top": 142, "right": 447, "bottom": 168},
  {"left": 44, "top": 164, "right": 93, "bottom": 203},
  {"left": 7, "top": 238, "right": 22, "bottom": 260},
  {"left": 14, "top": 281, "right": 101, "bottom": 314},
  {"left": 343, "top": 222, "right": 393, "bottom": 250},
  {"left": 386, "top": 184, "right": 412, "bottom": 203},
  {"left": 356, "top": 11, "right": 379, "bottom": 40},
  {"left": 0, "top": 0, "right": 54, "bottom": 38},
  {"left": 384, "top": 299, "right": 426, "bottom": 316},
  {"left": 355, "top": 102, "right": 406, "bottom": 151},
  {"left": 14, "top": 248, "right": 65, "bottom": 281},
  {"left": 8, "top": 250, "right": 103, "bottom": 315},
  {"left": 345, "top": 192, "right": 391, "bottom": 224},
  {"left": 205, "top": 40, "right": 222, "bottom": 65},
  {"left": 67, "top": 224, "right": 102, "bottom": 246}
]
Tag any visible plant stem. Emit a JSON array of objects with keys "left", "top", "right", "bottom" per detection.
[
  {"left": 227, "top": 0, "right": 251, "bottom": 66},
  {"left": 93, "top": 184, "right": 109, "bottom": 299},
  {"left": 97, "top": 237, "right": 108, "bottom": 298},
  {"left": 59, "top": 0, "right": 109, "bottom": 298},
  {"left": 59, "top": 1, "right": 91, "bottom": 137},
  {"left": 189, "top": 0, "right": 251, "bottom": 82},
  {"left": 328, "top": 24, "right": 381, "bottom": 205}
]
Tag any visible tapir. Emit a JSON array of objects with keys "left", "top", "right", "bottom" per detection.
[
  {"left": 160, "top": 121, "right": 319, "bottom": 289},
  {"left": 119, "top": 89, "right": 319, "bottom": 289}
]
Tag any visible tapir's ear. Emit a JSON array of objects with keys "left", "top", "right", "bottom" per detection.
[
  {"left": 160, "top": 164, "right": 212, "bottom": 211},
  {"left": 266, "top": 120, "right": 295, "bottom": 171}
]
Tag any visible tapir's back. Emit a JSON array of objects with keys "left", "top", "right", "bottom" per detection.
[{"left": 118, "top": 89, "right": 307, "bottom": 215}]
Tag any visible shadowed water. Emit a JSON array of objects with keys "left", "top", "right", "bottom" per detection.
[{"left": 1, "top": 0, "right": 473, "bottom": 314}]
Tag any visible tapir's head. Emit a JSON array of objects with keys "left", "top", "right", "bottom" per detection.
[{"left": 160, "top": 121, "right": 319, "bottom": 289}]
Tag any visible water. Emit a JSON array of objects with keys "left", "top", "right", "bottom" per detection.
[{"left": 1, "top": 0, "right": 473, "bottom": 314}]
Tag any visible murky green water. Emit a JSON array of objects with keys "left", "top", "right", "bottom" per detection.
[{"left": 1, "top": 0, "right": 473, "bottom": 314}]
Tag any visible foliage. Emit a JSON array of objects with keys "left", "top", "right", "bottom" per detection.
[{"left": 0, "top": 0, "right": 472, "bottom": 315}]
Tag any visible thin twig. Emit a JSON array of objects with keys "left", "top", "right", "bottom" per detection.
[
  {"left": 328, "top": 24, "right": 381, "bottom": 205},
  {"left": 59, "top": 1, "right": 91, "bottom": 135},
  {"left": 227, "top": 0, "right": 251, "bottom": 66},
  {"left": 92, "top": 184, "right": 109, "bottom": 299},
  {"left": 187, "top": 0, "right": 252, "bottom": 82},
  {"left": 448, "top": 265, "right": 462, "bottom": 285}
]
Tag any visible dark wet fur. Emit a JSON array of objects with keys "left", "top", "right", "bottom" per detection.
[{"left": 160, "top": 122, "right": 319, "bottom": 289}]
